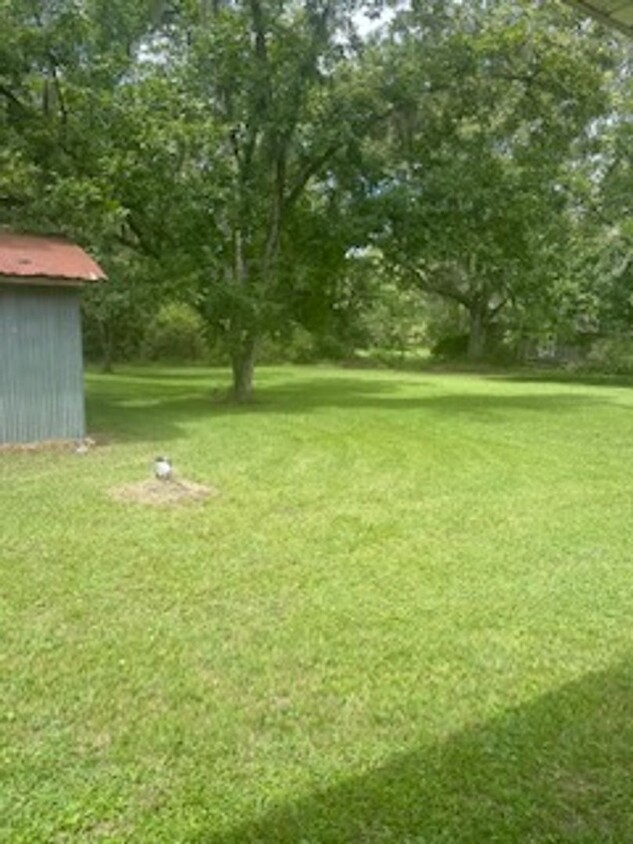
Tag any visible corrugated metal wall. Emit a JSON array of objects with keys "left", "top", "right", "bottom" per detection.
[{"left": 0, "top": 284, "right": 86, "bottom": 443}]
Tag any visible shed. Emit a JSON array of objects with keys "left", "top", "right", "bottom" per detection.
[{"left": 0, "top": 232, "right": 106, "bottom": 445}]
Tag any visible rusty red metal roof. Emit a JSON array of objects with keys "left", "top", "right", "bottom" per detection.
[{"left": 0, "top": 232, "right": 106, "bottom": 282}]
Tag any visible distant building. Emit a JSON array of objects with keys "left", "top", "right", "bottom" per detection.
[{"left": 0, "top": 232, "right": 106, "bottom": 444}]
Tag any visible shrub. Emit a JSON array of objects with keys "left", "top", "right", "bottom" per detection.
[
  {"left": 285, "top": 327, "right": 320, "bottom": 363},
  {"left": 585, "top": 337, "right": 633, "bottom": 375},
  {"left": 431, "top": 333, "right": 469, "bottom": 360},
  {"left": 142, "top": 302, "right": 209, "bottom": 363},
  {"left": 257, "top": 327, "right": 343, "bottom": 365}
]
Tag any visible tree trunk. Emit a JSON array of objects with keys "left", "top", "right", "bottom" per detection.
[
  {"left": 467, "top": 305, "right": 488, "bottom": 361},
  {"left": 230, "top": 336, "right": 257, "bottom": 402},
  {"left": 99, "top": 320, "right": 114, "bottom": 373}
]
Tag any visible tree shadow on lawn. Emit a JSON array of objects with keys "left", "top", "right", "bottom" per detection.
[
  {"left": 260, "top": 378, "right": 624, "bottom": 415},
  {"left": 85, "top": 372, "right": 628, "bottom": 443},
  {"left": 205, "top": 660, "right": 633, "bottom": 844},
  {"left": 487, "top": 369, "right": 633, "bottom": 390}
]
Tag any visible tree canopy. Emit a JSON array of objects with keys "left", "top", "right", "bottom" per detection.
[{"left": 1, "top": 0, "right": 630, "bottom": 391}]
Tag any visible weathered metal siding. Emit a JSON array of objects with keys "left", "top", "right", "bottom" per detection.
[{"left": 0, "top": 284, "right": 86, "bottom": 443}]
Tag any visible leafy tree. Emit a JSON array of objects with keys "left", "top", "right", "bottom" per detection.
[
  {"left": 1, "top": 0, "right": 390, "bottom": 398},
  {"left": 81, "top": 251, "right": 164, "bottom": 371},
  {"left": 586, "top": 65, "right": 633, "bottom": 335},
  {"left": 537, "top": 51, "right": 633, "bottom": 354},
  {"left": 159, "top": 0, "right": 390, "bottom": 398},
  {"left": 371, "top": 0, "right": 621, "bottom": 359},
  {"left": 3, "top": 0, "right": 629, "bottom": 386},
  {"left": 0, "top": 0, "right": 166, "bottom": 234}
]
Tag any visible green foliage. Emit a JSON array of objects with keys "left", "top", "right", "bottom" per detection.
[
  {"left": 431, "top": 333, "right": 470, "bottom": 361},
  {"left": 1, "top": 0, "right": 631, "bottom": 388},
  {"left": 81, "top": 278, "right": 142, "bottom": 367},
  {"left": 372, "top": 0, "right": 626, "bottom": 360},
  {"left": 142, "top": 302, "right": 209, "bottom": 363},
  {"left": 585, "top": 337, "right": 633, "bottom": 375},
  {"left": 356, "top": 281, "right": 427, "bottom": 354},
  {"left": 283, "top": 326, "right": 321, "bottom": 364},
  {"left": 81, "top": 251, "right": 165, "bottom": 369}
]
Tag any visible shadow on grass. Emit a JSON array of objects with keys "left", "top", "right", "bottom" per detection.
[
  {"left": 351, "top": 356, "right": 633, "bottom": 390},
  {"left": 85, "top": 369, "right": 629, "bottom": 443},
  {"left": 205, "top": 661, "right": 632, "bottom": 844},
  {"left": 490, "top": 370, "right": 633, "bottom": 390},
  {"left": 259, "top": 379, "right": 622, "bottom": 414}
]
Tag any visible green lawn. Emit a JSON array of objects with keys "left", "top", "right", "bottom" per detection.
[{"left": 2, "top": 365, "right": 632, "bottom": 843}]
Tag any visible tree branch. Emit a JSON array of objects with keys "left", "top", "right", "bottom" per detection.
[
  {"left": 285, "top": 140, "right": 342, "bottom": 210},
  {"left": 0, "top": 84, "right": 29, "bottom": 113},
  {"left": 489, "top": 297, "right": 508, "bottom": 318},
  {"left": 285, "top": 106, "right": 396, "bottom": 210},
  {"left": 47, "top": 56, "right": 69, "bottom": 124},
  {"left": 407, "top": 264, "right": 473, "bottom": 308}
]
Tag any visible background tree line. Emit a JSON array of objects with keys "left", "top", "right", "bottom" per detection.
[{"left": 1, "top": 0, "right": 631, "bottom": 396}]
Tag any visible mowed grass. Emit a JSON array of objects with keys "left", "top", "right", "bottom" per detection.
[{"left": 1, "top": 365, "right": 632, "bottom": 843}]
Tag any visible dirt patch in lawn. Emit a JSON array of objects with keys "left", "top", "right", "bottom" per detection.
[{"left": 108, "top": 478, "right": 217, "bottom": 507}]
